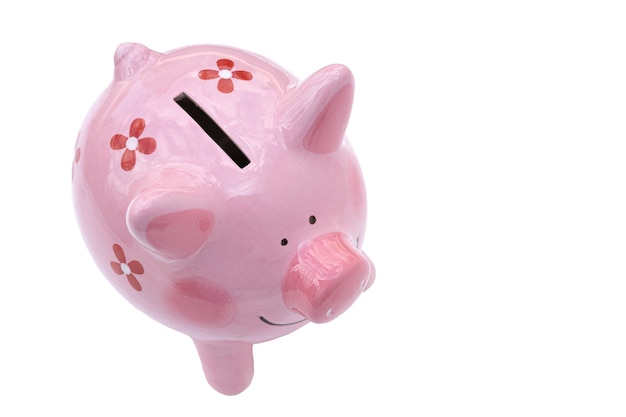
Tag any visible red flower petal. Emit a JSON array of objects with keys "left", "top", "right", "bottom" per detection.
[
  {"left": 129, "top": 118, "right": 145, "bottom": 138},
  {"left": 127, "top": 274, "right": 142, "bottom": 291},
  {"left": 121, "top": 149, "right": 136, "bottom": 171},
  {"left": 218, "top": 78, "right": 234, "bottom": 93},
  {"left": 136, "top": 137, "right": 156, "bottom": 155},
  {"left": 199, "top": 69, "right": 219, "bottom": 80},
  {"left": 110, "top": 261, "right": 123, "bottom": 275},
  {"left": 217, "top": 59, "right": 234, "bottom": 70},
  {"left": 128, "top": 260, "right": 144, "bottom": 275},
  {"left": 232, "top": 70, "right": 253, "bottom": 81},
  {"left": 110, "top": 134, "right": 128, "bottom": 150},
  {"left": 113, "top": 244, "right": 126, "bottom": 263}
]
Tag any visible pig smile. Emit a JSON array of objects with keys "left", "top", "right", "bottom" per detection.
[{"left": 259, "top": 316, "right": 307, "bottom": 326}]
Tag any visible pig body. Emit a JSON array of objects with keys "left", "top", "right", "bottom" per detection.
[{"left": 72, "top": 43, "right": 374, "bottom": 395}]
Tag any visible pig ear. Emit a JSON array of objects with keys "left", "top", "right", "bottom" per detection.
[
  {"left": 127, "top": 187, "right": 217, "bottom": 259},
  {"left": 114, "top": 43, "right": 161, "bottom": 81},
  {"left": 279, "top": 64, "right": 354, "bottom": 154}
]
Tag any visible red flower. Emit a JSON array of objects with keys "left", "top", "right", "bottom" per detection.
[
  {"left": 72, "top": 133, "right": 81, "bottom": 181},
  {"left": 198, "top": 59, "right": 253, "bottom": 93},
  {"left": 110, "top": 118, "right": 157, "bottom": 171},
  {"left": 72, "top": 147, "right": 80, "bottom": 181},
  {"left": 110, "top": 244, "right": 145, "bottom": 291}
]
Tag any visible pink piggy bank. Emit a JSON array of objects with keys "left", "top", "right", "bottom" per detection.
[{"left": 72, "top": 43, "right": 375, "bottom": 395}]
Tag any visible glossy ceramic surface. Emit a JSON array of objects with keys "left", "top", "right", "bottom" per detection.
[{"left": 72, "top": 43, "right": 374, "bottom": 395}]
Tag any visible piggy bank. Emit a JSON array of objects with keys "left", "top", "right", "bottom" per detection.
[{"left": 72, "top": 42, "right": 374, "bottom": 395}]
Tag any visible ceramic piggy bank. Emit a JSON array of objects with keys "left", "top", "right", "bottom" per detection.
[{"left": 72, "top": 42, "right": 374, "bottom": 395}]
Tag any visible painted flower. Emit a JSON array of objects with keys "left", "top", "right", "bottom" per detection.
[
  {"left": 110, "top": 244, "right": 145, "bottom": 291},
  {"left": 198, "top": 59, "right": 253, "bottom": 93},
  {"left": 72, "top": 133, "right": 81, "bottom": 181},
  {"left": 72, "top": 146, "right": 80, "bottom": 180},
  {"left": 110, "top": 118, "right": 157, "bottom": 171}
]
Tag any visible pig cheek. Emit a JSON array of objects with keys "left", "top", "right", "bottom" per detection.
[{"left": 165, "top": 278, "right": 236, "bottom": 329}]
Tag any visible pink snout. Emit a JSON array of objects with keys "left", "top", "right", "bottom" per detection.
[{"left": 282, "top": 232, "right": 374, "bottom": 324}]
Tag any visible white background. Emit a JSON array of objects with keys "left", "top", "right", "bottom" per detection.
[{"left": 1, "top": 1, "right": 625, "bottom": 415}]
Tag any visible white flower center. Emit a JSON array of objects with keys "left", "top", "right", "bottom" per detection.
[
  {"left": 120, "top": 263, "right": 131, "bottom": 275},
  {"left": 218, "top": 69, "right": 232, "bottom": 79},
  {"left": 126, "top": 136, "right": 139, "bottom": 151}
]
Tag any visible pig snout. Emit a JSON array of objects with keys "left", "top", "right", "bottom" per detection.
[{"left": 282, "top": 232, "right": 374, "bottom": 324}]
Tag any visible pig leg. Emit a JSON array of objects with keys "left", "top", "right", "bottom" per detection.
[{"left": 193, "top": 339, "right": 254, "bottom": 396}]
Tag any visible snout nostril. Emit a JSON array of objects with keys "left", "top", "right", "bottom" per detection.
[{"left": 326, "top": 308, "right": 333, "bottom": 317}]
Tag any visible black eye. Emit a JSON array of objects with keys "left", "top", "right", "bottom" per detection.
[
  {"left": 309, "top": 215, "right": 316, "bottom": 225},
  {"left": 281, "top": 238, "right": 288, "bottom": 246}
]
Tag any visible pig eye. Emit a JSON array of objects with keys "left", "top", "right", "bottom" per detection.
[{"left": 281, "top": 217, "right": 315, "bottom": 246}]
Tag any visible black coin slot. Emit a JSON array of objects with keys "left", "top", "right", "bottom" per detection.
[{"left": 174, "top": 92, "right": 251, "bottom": 168}]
